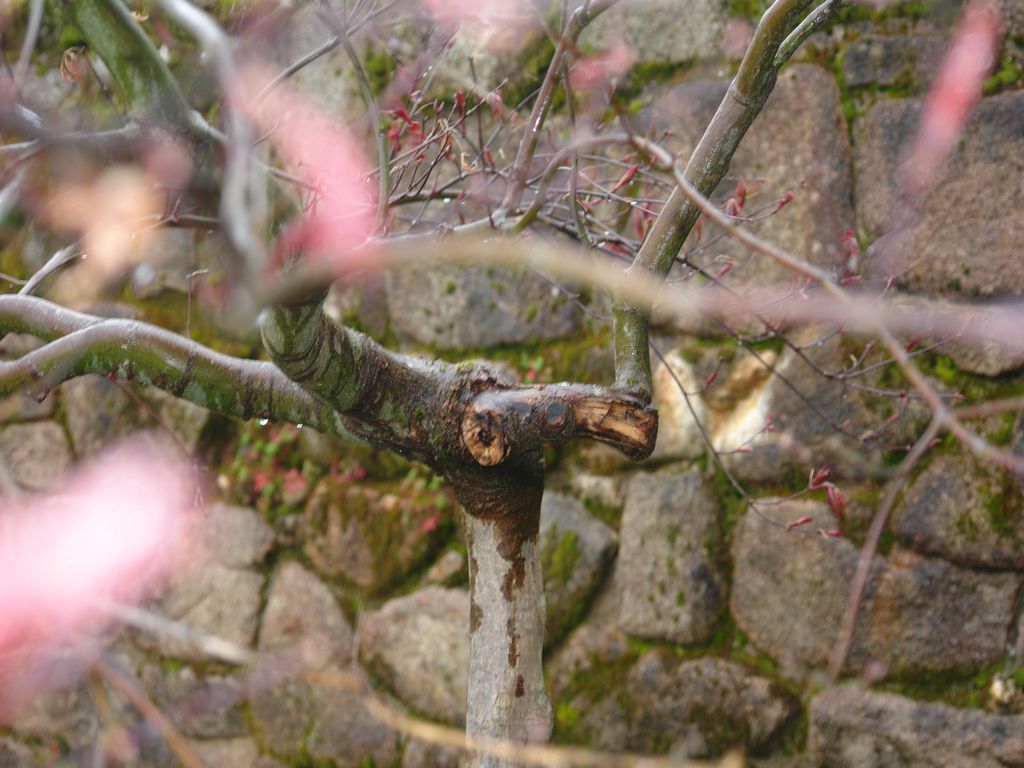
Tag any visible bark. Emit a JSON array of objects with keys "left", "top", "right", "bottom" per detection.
[
  {"left": 452, "top": 463, "right": 551, "bottom": 768},
  {"left": 245, "top": 293, "right": 656, "bottom": 767}
]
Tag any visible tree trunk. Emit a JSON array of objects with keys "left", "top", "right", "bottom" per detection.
[{"left": 453, "top": 464, "right": 552, "bottom": 768}]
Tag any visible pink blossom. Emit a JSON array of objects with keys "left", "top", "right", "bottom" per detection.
[
  {"left": 0, "top": 441, "right": 194, "bottom": 715},
  {"left": 282, "top": 468, "right": 307, "bottom": 496},
  {"left": 423, "top": 0, "right": 538, "bottom": 51},
  {"left": 901, "top": 1, "right": 1002, "bottom": 196},
  {"left": 423, "top": 0, "right": 533, "bottom": 27},
  {"left": 235, "top": 66, "right": 376, "bottom": 270},
  {"left": 570, "top": 41, "right": 635, "bottom": 92}
]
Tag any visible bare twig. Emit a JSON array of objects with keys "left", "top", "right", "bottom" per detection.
[
  {"left": 97, "top": 600, "right": 257, "bottom": 665},
  {"left": 826, "top": 418, "right": 942, "bottom": 680},
  {"left": 502, "top": 0, "right": 621, "bottom": 212},
  {"left": 19, "top": 242, "right": 83, "bottom": 297},
  {"left": 324, "top": 6, "right": 391, "bottom": 229},
  {"left": 15, "top": 0, "right": 45, "bottom": 86},
  {"left": 94, "top": 656, "right": 209, "bottom": 768},
  {"left": 612, "top": 0, "right": 818, "bottom": 399},
  {"left": 154, "top": 0, "right": 266, "bottom": 275}
]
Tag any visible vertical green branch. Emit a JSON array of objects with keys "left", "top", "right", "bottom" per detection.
[
  {"left": 611, "top": 0, "right": 818, "bottom": 400},
  {"left": 60, "top": 0, "right": 194, "bottom": 123}
]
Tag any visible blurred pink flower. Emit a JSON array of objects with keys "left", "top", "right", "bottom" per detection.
[
  {"left": 569, "top": 41, "right": 635, "bottom": 92},
  {"left": 423, "top": 0, "right": 537, "bottom": 51},
  {"left": 142, "top": 132, "right": 194, "bottom": 192},
  {"left": 0, "top": 441, "right": 194, "bottom": 715},
  {"left": 901, "top": 0, "right": 1002, "bottom": 196},
  {"left": 423, "top": 0, "right": 532, "bottom": 26},
  {"left": 235, "top": 66, "right": 376, "bottom": 269}
]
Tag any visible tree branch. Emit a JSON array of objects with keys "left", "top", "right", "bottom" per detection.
[
  {"left": 62, "top": 0, "right": 197, "bottom": 125},
  {"left": 326, "top": 8, "right": 391, "bottom": 231},
  {"left": 260, "top": 289, "right": 657, "bottom": 467},
  {"left": 461, "top": 383, "right": 656, "bottom": 466},
  {"left": 154, "top": 0, "right": 266, "bottom": 272},
  {"left": 774, "top": 0, "right": 843, "bottom": 68},
  {"left": 0, "top": 296, "right": 366, "bottom": 443},
  {"left": 501, "top": 0, "right": 620, "bottom": 213},
  {"left": 611, "top": 0, "right": 817, "bottom": 400}
]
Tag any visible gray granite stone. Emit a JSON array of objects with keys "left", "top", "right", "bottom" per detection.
[
  {"left": 0, "top": 421, "right": 72, "bottom": 491},
  {"left": 616, "top": 472, "right": 726, "bottom": 644},
  {"left": 357, "top": 587, "right": 470, "bottom": 725},
  {"left": 732, "top": 501, "right": 1021, "bottom": 676},
  {"left": 583, "top": 0, "right": 726, "bottom": 63},
  {"left": 385, "top": 264, "right": 580, "bottom": 350},
  {"left": 855, "top": 91, "right": 1024, "bottom": 298},
  {"left": 810, "top": 687, "right": 1024, "bottom": 767}
]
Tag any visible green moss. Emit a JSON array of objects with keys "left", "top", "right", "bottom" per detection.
[
  {"left": 613, "top": 59, "right": 693, "bottom": 106},
  {"left": 835, "top": 0, "right": 957, "bottom": 25},
  {"left": 554, "top": 700, "right": 581, "bottom": 732},
  {"left": 550, "top": 649, "right": 638, "bottom": 745},
  {"left": 725, "top": 0, "right": 769, "bottom": 20},
  {"left": 542, "top": 529, "right": 581, "bottom": 589},
  {"left": 708, "top": 464, "right": 753, "bottom": 555},
  {"left": 1012, "top": 666, "right": 1024, "bottom": 691},
  {"left": 582, "top": 496, "right": 622, "bottom": 529},
  {"left": 881, "top": 662, "right": 1003, "bottom": 708},
  {"left": 307, "top": 471, "right": 455, "bottom": 595},
  {"left": 980, "top": 472, "right": 1022, "bottom": 543},
  {"left": 918, "top": 353, "right": 1024, "bottom": 406},
  {"left": 362, "top": 45, "right": 397, "bottom": 96},
  {"left": 431, "top": 326, "right": 614, "bottom": 387},
  {"left": 125, "top": 288, "right": 255, "bottom": 357},
  {"left": 0, "top": 237, "right": 30, "bottom": 286},
  {"left": 989, "top": 413, "right": 1017, "bottom": 447},
  {"left": 503, "top": 36, "right": 559, "bottom": 110}
]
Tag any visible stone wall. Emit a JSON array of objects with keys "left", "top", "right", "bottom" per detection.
[{"left": 3, "top": 0, "right": 1024, "bottom": 766}]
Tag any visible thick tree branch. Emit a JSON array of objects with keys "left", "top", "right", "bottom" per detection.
[
  {"left": 461, "top": 384, "right": 656, "bottom": 466},
  {"left": 62, "top": 0, "right": 197, "bottom": 126},
  {"left": 261, "top": 290, "right": 658, "bottom": 467},
  {"left": 0, "top": 296, "right": 366, "bottom": 443},
  {"left": 611, "top": 0, "right": 817, "bottom": 400},
  {"left": 259, "top": 290, "right": 464, "bottom": 460}
]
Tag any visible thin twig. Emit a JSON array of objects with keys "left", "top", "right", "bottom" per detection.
[
  {"left": 94, "top": 656, "right": 209, "bottom": 768},
  {"left": 155, "top": 0, "right": 266, "bottom": 275},
  {"left": 320, "top": 5, "right": 391, "bottom": 229},
  {"left": 14, "top": 0, "right": 45, "bottom": 86},
  {"left": 19, "top": 242, "right": 84, "bottom": 297},
  {"left": 96, "top": 600, "right": 257, "bottom": 665},
  {"left": 501, "top": 0, "right": 620, "bottom": 212},
  {"left": 826, "top": 418, "right": 941, "bottom": 680}
]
